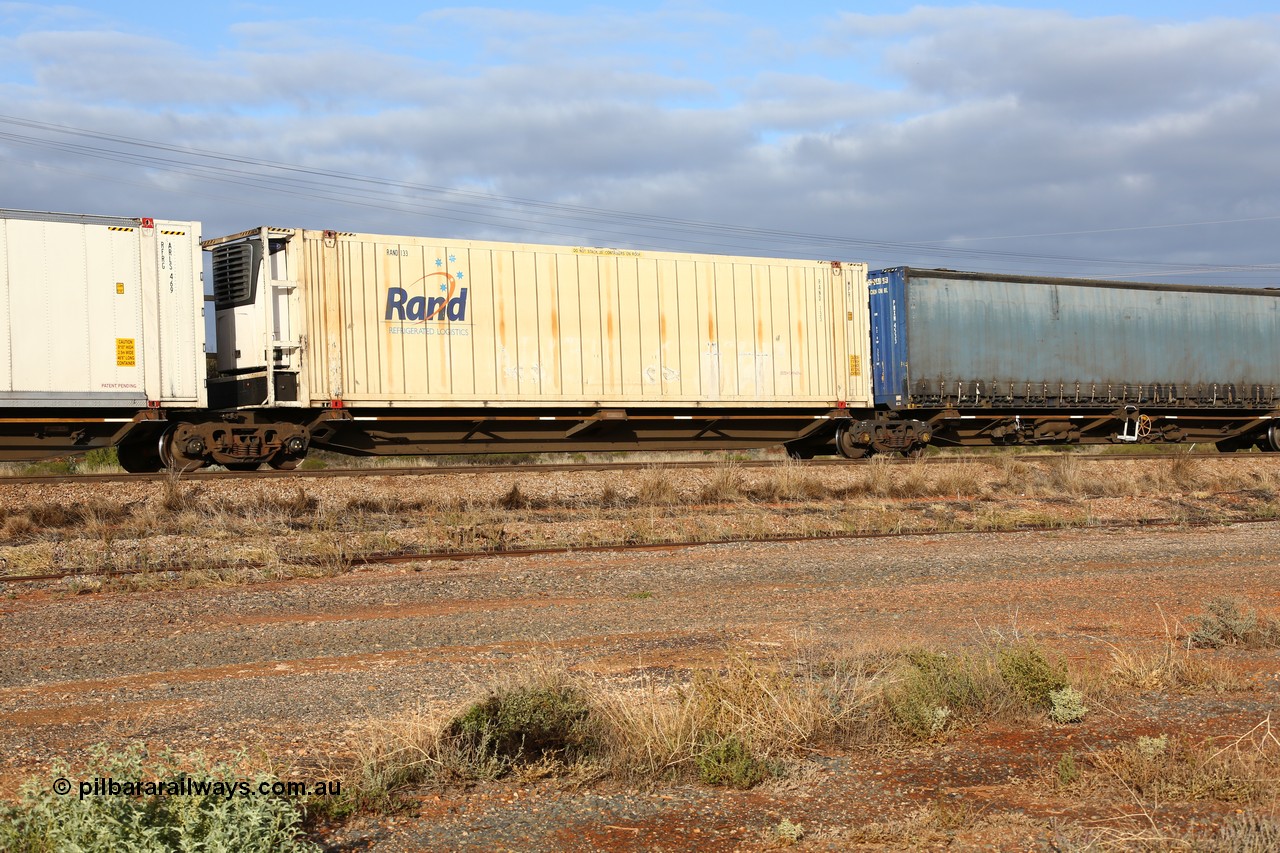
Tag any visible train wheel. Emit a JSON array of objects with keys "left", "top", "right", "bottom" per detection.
[
  {"left": 158, "top": 428, "right": 207, "bottom": 473},
  {"left": 1267, "top": 424, "right": 1280, "bottom": 452},
  {"left": 836, "top": 426, "right": 871, "bottom": 460}
]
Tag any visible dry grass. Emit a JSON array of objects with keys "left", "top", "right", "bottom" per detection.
[
  {"left": 3, "top": 455, "right": 1280, "bottom": 585},
  {"left": 331, "top": 634, "right": 1100, "bottom": 809},
  {"left": 828, "top": 797, "right": 1030, "bottom": 848},
  {"left": 324, "top": 597, "right": 1276, "bottom": 817},
  {"left": 746, "top": 459, "right": 826, "bottom": 502},
  {"left": 635, "top": 465, "right": 680, "bottom": 506},
  {"left": 591, "top": 646, "right": 886, "bottom": 781},
  {"left": 1104, "top": 608, "right": 1246, "bottom": 695},
  {"left": 1106, "top": 644, "right": 1243, "bottom": 694},
  {"left": 1087, "top": 717, "right": 1280, "bottom": 804},
  {"left": 1050, "top": 811, "right": 1280, "bottom": 852},
  {"left": 326, "top": 642, "right": 899, "bottom": 807},
  {"left": 698, "top": 462, "right": 745, "bottom": 503}
]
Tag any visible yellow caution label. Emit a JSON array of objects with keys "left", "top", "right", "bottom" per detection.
[
  {"left": 107, "top": 226, "right": 135, "bottom": 232},
  {"left": 116, "top": 282, "right": 125, "bottom": 294},
  {"left": 116, "top": 338, "right": 136, "bottom": 367},
  {"left": 849, "top": 354, "right": 862, "bottom": 377}
]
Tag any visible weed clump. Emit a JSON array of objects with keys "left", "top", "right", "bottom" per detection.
[
  {"left": 1090, "top": 728, "right": 1278, "bottom": 803},
  {"left": 498, "top": 482, "right": 533, "bottom": 510},
  {"left": 0, "top": 744, "right": 316, "bottom": 853},
  {"left": 1188, "top": 597, "right": 1280, "bottom": 649},
  {"left": 1207, "top": 812, "right": 1280, "bottom": 850},
  {"left": 1048, "top": 686, "right": 1088, "bottom": 723},
  {"left": 884, "top": 649, "right": 1004, "bottom": 740},
  {"left": 696, "top": 735, "right": 767, "bottom": 788},
  {"left": 996, "top": 641, "right": 1069, "bottom": 711},
  {"left": 443, "top": 683, "right": 593, "bottom": 778}
]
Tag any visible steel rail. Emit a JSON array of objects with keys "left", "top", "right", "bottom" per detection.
[{"left": 0, "top": 451, "right": 1252, "bottom": 486}]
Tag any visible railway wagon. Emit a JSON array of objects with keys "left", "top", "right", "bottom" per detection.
[
  {"left": 0, "top": 209, "right": 205, "bottom": 463},
  {"left": 188, "top": 226, "right": 871, "bottom": 470},
  {"left": 852, "top": 267, "right": 1280, "bottom": 456}
]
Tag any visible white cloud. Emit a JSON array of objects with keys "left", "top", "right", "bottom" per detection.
[{"left": 1, "top": 5, "right": 1279, "bottom": 281}]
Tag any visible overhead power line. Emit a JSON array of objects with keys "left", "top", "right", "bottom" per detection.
[{"left": 0, "top": 113, "right": 1276, "bottom": 280}]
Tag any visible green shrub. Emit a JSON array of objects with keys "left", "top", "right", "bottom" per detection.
[
  {"left": 18, "top": 459, "right": 77, "bottom": 477},
  {"left": 444, "top": 684, "right": 593, "bottom": 778},
  {"left": 1048, "top": 686, "right": 1088, "bottom": 723},
  {"left": 1188, "top": 597, "right": 1280, "bottom": 648},
  {"left": 81, "top": 447, "right": 120, "bottom": 470},
  {"left": 696, "top": 735, "right": 767, "bottom": 788},
  {"left": 0, "top": 744, "right": 316, "bottom": 853},
  {"left": 774, "top": 817, "right": 805, "bottom": 845},
  {"left": 884, "top": 649, "right": 1000, "bottom": 740},
  {"left": 996, "top": 641, "right": 1069, "bottom": 710},
  {"left": 1055, "top": 749, "right": 1080, "bottom": 787}
]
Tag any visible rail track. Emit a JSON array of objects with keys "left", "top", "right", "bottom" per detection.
[
  {"left": 0, "top": 449, "right": 1254, "bottom": 486},
  {"left": 4, "top": 512, "right": 1277, "bottom": 586}
]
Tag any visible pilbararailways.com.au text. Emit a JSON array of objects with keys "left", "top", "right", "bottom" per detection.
[{"left": 52, "top": 776, "right": 341, "bottom": 800}]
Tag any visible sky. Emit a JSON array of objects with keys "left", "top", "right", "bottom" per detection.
[{"left": 2, "top": 1, "right": 1279, "bottom": 284}]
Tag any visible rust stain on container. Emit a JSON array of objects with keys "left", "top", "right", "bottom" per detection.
[{"left": 220, "top": 227, "right": 868, "bottom": 408}]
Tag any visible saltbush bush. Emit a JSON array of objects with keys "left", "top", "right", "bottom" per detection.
[
  {"left": 696, "top": 735, "right": 767, "bottom": 788},
  {"left": 996, "top": 641, "right": 1069, "bottom": 710},
  {"left": 444, "top": 683, "right": 593, "bottom": 778},
  {"left": 0, "top": 744, "right": 316, "bottom": 853}
]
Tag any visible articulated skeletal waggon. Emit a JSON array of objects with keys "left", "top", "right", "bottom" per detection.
[{"left": 1, "top": 208, "right": 1277, "bottom": 471}]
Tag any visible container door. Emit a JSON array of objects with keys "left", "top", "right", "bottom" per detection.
[
  {"left": 151, "top": 221, "right": 203, "bottom": 404},
  {"left": 869, "top": 268, "right": 908, "bottom": 406},
  {"left": 840, "top": 263, "right": 871, "bottom": 407}
]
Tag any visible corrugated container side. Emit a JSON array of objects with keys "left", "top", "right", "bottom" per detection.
[
  {"left": 297, "top": 231, "right": 870, "bottom": 408},
  {"left": 0, "top": 210, "right": 204, "bottom": 407},
  {"left": 892, "top": 270, "right": 1280, "bottom": 402}
]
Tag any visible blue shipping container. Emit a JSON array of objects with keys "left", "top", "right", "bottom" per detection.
[{"left": 868, "top": 268, "right": 1280, "bottom": 409}]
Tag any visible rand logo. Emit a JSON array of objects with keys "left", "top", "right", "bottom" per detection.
[{"left": 385, "top": 271, "right": 469, "bottom": 323}]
